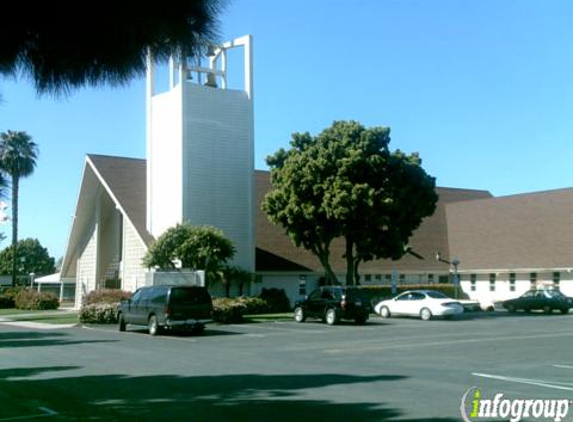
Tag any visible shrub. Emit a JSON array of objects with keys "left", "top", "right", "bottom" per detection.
[
  {"left": 259, "top": 288, "right": 291, "bottom": 312},
  {"left": 0, "top": 287, "right": 21, "bottom": 309},
  {"left": 0, "top": 294, "right": 14, "bottom": 309},
  {"left": 14, "top": 289, "right": 59, "bottom": 310},
  {"left": 79, "top": 303, "right": 119, "bottom": 324},
  {"left": 212, "top": 297, "right": 246, "bottom": 323},
  {"left": 84, "top": 289, "right": 132, "bottom": 305},
  {"left": 235, "top": 296, "right": 269, "bottom": 315}
]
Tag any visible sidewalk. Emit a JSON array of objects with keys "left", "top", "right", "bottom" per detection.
[{"left": 0, "top": 309, "right": 79, "bottom": 329}]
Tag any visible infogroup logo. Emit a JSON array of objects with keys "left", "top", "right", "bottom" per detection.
[{"left": 460, "top": 387, "right": 571, "bottom": 422}]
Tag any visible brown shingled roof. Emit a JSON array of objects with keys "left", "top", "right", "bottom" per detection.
[
  {"left": 87, "top": 154, "right": 154, "bottom": 246},
  {"left": 255, "top": 170, "right": 493, "bottom": 273},
  {"left": 447, "top": 188, "right": 573, "bottom": 271}
]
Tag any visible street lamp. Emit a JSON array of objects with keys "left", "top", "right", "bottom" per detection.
[
  {"left": 29, "top": 272, "right": 35, "bottom": 288},
  {"left": 435, "top": 252, "right": 461, "bottom": 299},
  {"left": 451, "top": 259, "right": 460, "bottom": 299}
]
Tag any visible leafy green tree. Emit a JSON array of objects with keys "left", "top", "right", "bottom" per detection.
[
  {"left": 263, "top": 120, "right": 438, "bottom": 286},
  {"left": 0, "top": 131, "right": 38, "bottom": 286},
  {"left": 0, "top": 238, "right": 56, "bottom": 276},
  {"left": 143, "top": 223, "right": 235, "bottom": 287},
  {"left": 0, "top": 1, "right": 224, "bottom": 95}
]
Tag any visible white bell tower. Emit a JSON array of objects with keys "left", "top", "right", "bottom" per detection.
[{"left": 146, "top": 35, "right": 255, "bottom": 272}]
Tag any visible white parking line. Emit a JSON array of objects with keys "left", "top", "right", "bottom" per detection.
[
  {"left": 554, "top": 364, "right": 573, "bottom": 370},
  {"left": 0, "top": 407, "right": 57, "bottom": 421},
  {"left": 473, "top": 372, "right": 573, "bottom": 391},
  {"left": 324, "top": 331, "right": 573, "bottom": 354}
]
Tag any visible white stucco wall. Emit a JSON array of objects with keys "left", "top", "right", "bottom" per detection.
[
  {"left": 148, "top": 86, "right": 183, "bottom": 238},
  {"left": 460, "top": 271, "right": 573, "bottom": 306}
]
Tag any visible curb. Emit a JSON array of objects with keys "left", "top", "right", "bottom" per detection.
[{"left": 0, "top": 320, "right": 79, "bottom": 330}]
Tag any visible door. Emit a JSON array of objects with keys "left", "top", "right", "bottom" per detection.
[{"left": 306, "top": 289, "right": 328, "bottom": 318}]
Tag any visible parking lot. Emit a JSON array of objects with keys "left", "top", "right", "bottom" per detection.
[{"left": 1, "top": 312, "right": 573, "bottom": 421}]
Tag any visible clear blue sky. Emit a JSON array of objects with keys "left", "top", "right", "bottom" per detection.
[{"left": 1, "top": 0, "right": 573, "bottom": 261}]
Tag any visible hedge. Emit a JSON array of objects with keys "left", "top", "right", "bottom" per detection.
[
  {"left": 79, "top": 303, "right": 120, "bottom": 324},
  {"left": 83, "top": 289, "right": 132, "bottom": 305},
  {"left": 14, "top": 288, "right": 59, "bottom": 310},
  {"left": 212, "top": 298, "right": 246, "bottom": 323},
  {"left": 212, "top": 292, "right": 291, "bottom": 324},
  {"left": 259, "top": 288, "right": 291, "bottom": 312}
]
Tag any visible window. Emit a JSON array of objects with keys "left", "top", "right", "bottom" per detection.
[
  {"left": 428, "top": 274, "right": 434, "bottom": 284},
  {"left": 384, "top": 274, "right": 391, "bottom": 284},
  {"left": 553, "top": 272, "right": 561, "bottom": 291},
  {"left": 470, "top": 274, "right": 477, "bottom": 292},
  {"left": 308, "top": 290, "right": 322, "bottom": 301},
  {"left": 530, "top": 272, "right": 537, "bottom": 289},
  {"left": 298, "top": 275, "right": 307, "bottom": 295},
  {"left": 399, "top": 274, "right": 405, "bottom": 284},
  {"left": 375, "top": 274, "right": 382, "bottom": 281},
  {"left": 509, "top": 273, "right": 516, "bottom": 292},
  {"left": 489, "top": 273, "right": 496, "bottom": 292},
  {"left": 365, "top": 274, "right": 372, "bottom": 282}
]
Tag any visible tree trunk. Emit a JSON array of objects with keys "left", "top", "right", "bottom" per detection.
[
  {"left": 11, "top": 176, "right": 18, "bottom": 287},
  {"left": 317, "top": 252, "right": 338, "bottom": 285},
  {"left": 345, "top": 238, "right": 355, "bottom": 286},
  {"left": 353, "top": 258, "right": 361, "bottom": 286}
]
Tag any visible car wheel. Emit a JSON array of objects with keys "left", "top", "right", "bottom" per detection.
[
  {"left": 294, "top": 307, "right": 306, "bottom": 323},
  {"left": 543, "top": 306, "right": 552, "bottom": 315},
  {"left": 325, "top": 308, "right": 339, "bottom": 325},
  {"left": 507, "top": 304, "right": 517, "bottom": 313},
  {"left": 118, "top": 313, "right": 126, "bottom": 332},
  {"left": 420, "top": 308, "right": 432, "bottom": 321},
  {"left": 148, "top": 315, "right": 160, "bottom": 336},
  {"left": 379, "top": 306, "right": 391, "bottom": 318},
  {"left": 560, "top": 308, "right": 569, "bottom": 315}
]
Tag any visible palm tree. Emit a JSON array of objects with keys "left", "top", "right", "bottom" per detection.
[
  {"left": 0, "top": 131, "right": 38, "bottom": 285},
  {"left": 0, "top": 1, "right": 224, "bottom": 95}
]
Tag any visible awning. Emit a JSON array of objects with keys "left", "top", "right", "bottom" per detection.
[{"left": 35, "top": 273, "right": 75, "bottom": 285}]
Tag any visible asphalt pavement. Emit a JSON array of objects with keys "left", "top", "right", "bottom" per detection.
[{"left": 1, "top": 311, "right": 572, "bottom": 421}]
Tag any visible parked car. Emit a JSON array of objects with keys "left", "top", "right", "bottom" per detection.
[
  {"left": 117, "top": 285, "right": 213, "bottom": 335},
  {"left": 293, "top": 286, "right": 371, "bottom": 325},
  {"left": 502, "top": 289, "right": 573, "bottom": 314},
  {"left": 374, "top": 290, "right": 464, "bottom": 321}
]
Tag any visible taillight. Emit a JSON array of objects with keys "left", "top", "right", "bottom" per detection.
[
  {"left": 341, "top": 300, "right": 346, "bottom": 309},
  {"left": 166, "top": 306, "right": 172, "bottom": 317}
]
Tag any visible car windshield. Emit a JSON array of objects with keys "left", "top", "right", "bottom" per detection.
[{"left": 426, "top": 291, "right": 449, "bottom": 299}]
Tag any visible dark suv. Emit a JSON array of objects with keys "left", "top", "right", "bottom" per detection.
[
  {"left": 118, "top": 285, "right": 213, "bottom": 335},
  {"left": 293, "top": 286, "right": 371, "bottom": 325}
]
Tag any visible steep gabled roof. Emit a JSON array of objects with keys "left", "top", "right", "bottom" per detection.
[
  {"left": 447, "top": 187, "right": 573, "bottom": 271},
  {"left": 61, "top": 154, "right": 152, "bottom": 278},
  {"left": 86, "top": 154, "right": 153, "bottom": 246}
]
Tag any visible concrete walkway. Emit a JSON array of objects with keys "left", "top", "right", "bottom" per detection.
[{"left": 0, "top": 309, "right": 79, "bottom": 329}]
